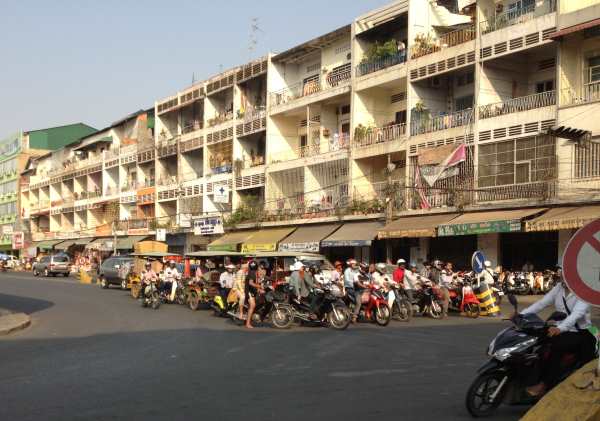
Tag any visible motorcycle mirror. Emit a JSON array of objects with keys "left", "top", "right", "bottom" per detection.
[{"left": 508, "top": 294, "right": 518, "bottom": 310}]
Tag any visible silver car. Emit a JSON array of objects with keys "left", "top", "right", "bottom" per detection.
[{"left": 33, "top": 255, "right": 71, "bottom": 277}]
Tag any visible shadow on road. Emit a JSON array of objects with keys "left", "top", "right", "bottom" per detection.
[{"left": 0, "top": 293, "right": 54, "bottom": 315}]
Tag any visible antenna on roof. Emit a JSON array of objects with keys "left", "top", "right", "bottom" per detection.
[{"left": 191, "top": 72, "right": 196, "bottom": 85}]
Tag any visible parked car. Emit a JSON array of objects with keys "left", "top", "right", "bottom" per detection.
[
  {"left": 33, "top": 255, "right": 71, "bottom": 277},
  {"left": 98, "top": 256, "right": 133, "bottom": 289},
  {"left": 0, "top": 254, "right": 18, "bottom": 269}
]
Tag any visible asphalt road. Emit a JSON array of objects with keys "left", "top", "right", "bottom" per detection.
[{"left": 0, "top": 272, "right": 529, "bottom": 421}]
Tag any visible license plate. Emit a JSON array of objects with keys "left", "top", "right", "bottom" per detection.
[{"left": 498, "top": 291, "right": 504, "bottom": 296}]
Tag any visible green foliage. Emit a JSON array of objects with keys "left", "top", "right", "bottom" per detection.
[
  {"left": 361, "top": 40, "right": 398, "bottom": 63},
  {"left": 225, "top": 195, "right": 263, "bottom": 227}
]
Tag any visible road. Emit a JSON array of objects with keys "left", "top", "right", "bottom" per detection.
[{"left": 0, "top": 272, "right": 529, "bottom": 421}]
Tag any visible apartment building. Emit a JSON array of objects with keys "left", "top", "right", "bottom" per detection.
[
  {"left": 21, "top": 0, "right": 600, "bottom": 268},
  {"left": 21, "top": 111, "right": 154, "bottom": 255},
  {"left": 0, "top": 123, "right": 96, "bottom": 254}
]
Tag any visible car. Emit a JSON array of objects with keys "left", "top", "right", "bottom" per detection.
[
  {"left": 33, "top": 255, "right": 71, "bottom": 277},
  {"left": 98, "top": 256, "right": 133, "bottom": 290},
  {"left": 0, "top": 254, "right": 18, "bottom": 269}
]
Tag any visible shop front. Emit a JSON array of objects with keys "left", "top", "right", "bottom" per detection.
[
  {"left": 240, "top": 227, "right": 296, "bottom": 253},
  {"left": 207, "top": 230, "right": 257, "bottom": 252},
  {"left": 278, "top": 224, "right": 340, "bottom": 253},
  {"left": 321, "top": 221, "right": 384, "bottom": 263}
]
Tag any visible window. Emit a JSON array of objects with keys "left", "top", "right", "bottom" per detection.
[
  {"left": 455, "top": 95, "right": 474, "bottom": 112},
  {"left": 395, "top": 110, "right": 407, "bottom": 125},
  {"left": 478, "top": 136, "right": 556, "bottom": 187},
  {"left": 536, "top": 80, "right": 554, "bottom": 93},
  {"left": 574, "top": 141, "right": 600, "bottom": 179},
  {"left": 588, "top": 56, "right": 600, "bottom": 83}
]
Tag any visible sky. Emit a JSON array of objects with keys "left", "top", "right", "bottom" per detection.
[{"left": 0, "top": 0, "right": 391, "bottom": 137}]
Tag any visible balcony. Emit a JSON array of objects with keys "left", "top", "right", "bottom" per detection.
[
  {"left": 354, "top": 123, "right": 406, "bottom": 148},
  {"left": 410, "top": 26, "right": 475, "bottom": 59},
  {"left": 269, "top": 66, "right": 352, "bottom": 110},
  {"left": 480, "top": 0, "right": 556, "bottom": 35},
  {"left": 356, "top": 52, "right": 406, "bottom": 78},
  {"left": 269, "top": 134, "right": 349, "bottom": 164},
  {"left": 236, "top": 109, "right": 267, "bottom": 138},
  {"left": 207, "top": 112, "right": 234, "bottom": 128},
  {"left": 410, "top": 109, "right": 473, "bottom": 136},
  {"left": 479, "top": 91, "right": 556, "bottom": 119},
  {"left": 182, "top": 120, "right": 203, "bottom": 135},
  {"left": 562, "top": 82, "right": 600, "bottom": 106},
  {"left": 157, "top": 137, "right": 179, "bottom": 158},
  {"left": 477, "top": 181, "right": 556, "bottom": 203}
]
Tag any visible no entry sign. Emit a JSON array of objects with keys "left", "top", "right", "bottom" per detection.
[{"left": 563, "top": 219, "right": 600, "bottom": 307}]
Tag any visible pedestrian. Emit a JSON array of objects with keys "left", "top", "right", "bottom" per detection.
[
  {"left": 245, "top": 260, "right": 262, "bottom": 329},
  {"left": 233, "top": 263, "right": 247, "bottom": 320},
  {"left": 397, "top": 39, "right": 406, "bottom": 61}
]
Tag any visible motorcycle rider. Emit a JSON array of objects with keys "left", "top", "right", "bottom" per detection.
[
  {"left": 141, "top": 262, "right": 158, "bottom": 298},
  {"left": 518, "top": 272, "right": 596, "bottom": 397},
  {"left": 219, "top": 264, "right": 236, "bottom": 304},
  {"left": 343, "top": 259, "right": 362, "bottom": 323},
  {"left": 233, "top": 263, "right": 247, "bottom": 320},
  {"left": 245, "top": 260, "right": 263, "bottom": 329},
  {"left": 403, "top": 263, "right": 420, "bottom": 304},
  {"left": 420, "top": 261, "right": 432, "bottom": 280},
  {"left": 289, "top": 261, "right": 307, "bottom": 303},
  {"left": 393, "top": 259, "right": 406, "bottom": 287},
  {"left": 163, "top": 260, "right": 181, "bottom": 302}
]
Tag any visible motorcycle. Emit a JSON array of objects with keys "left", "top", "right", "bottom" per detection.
[
  {"left": 287, "top": 285, "right": 352, "bottom": 330},
  {"left": 345, "top": 283, "right": 391, "bottom": 326},
  {"left": 505, "top": 272, "right": 531, "bottom": 296},
  {"left": 227, "top": 281, "right": 294, "bottom": 329},
  {"left": 465, "top": 294, "right": 592, "bottom": 417},
  {"left": 385, "top": 282, "right": 413, "bottom": 322},
  {"left": 412, "top": 281, "right": 444, "bottom": 319},
  {"left": 448, "top": 275, "right": 480, "bottom": 318},
  {"left": 140, "top": 281, "right": 161, "bottom": 310}
]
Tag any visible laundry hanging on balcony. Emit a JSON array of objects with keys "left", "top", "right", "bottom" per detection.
[{"left": 418, "top": 143, "right": 466, "bottom": 186}]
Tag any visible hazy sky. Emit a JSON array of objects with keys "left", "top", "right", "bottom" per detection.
[{"left": 0, "top": 0, "right": 391, "bottom": 136}]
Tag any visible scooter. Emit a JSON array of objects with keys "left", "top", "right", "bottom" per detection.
[
  {"left": 345, "top": 283, "right": 391, "bottom": 326},
  {"left": 465, "top": 294, "right": 594, "bottom": 417},
  {"left": 140, "top": 281, "right": 161, "bottom": 310},
  {"left": 385, "top": 282, "right": 413, "bottom": 322},
  {"left": 227, "top": 281, "right": 294, "bottom": 329},
  {"left": 412, "top": 281, "right": 444, "bottom": 319},
  {"left": 448, "top": 276, "right": 480, "bottom": 318}
]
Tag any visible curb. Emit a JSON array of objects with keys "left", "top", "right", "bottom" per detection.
[{"left": 0, "top": 312, "right": 31, "bottom": 336}]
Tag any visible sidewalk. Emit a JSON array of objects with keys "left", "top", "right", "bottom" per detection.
[{"left": 0, "top": 308, "right": 31, "bottom": 335}]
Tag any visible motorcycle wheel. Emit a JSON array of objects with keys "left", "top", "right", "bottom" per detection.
[
  {"left": 151, "top": 292, "right": 161, "bottom": 310},
  {"left": 392, "top": 299, "right": 412, "bottom": 322},
  {"left": 465, "top": 371, "right": 506, "bottom": 418},
  {"left": 176, "top": 291, "right": 187, "bottom": 306},
  {"left": 374, "top": 303, "right": 391, "bottom": 326},
  {"left": 100, "top": 277, "right": 108, "bottom": 289},
  {"left": 327, "top": 305, "right": 351, "bottom": 330},
  {"left": 131, "top": 284, "right": 141, "bottom": 299},
  {"left": 271, "top": 305, "right": 293, "bottom": 329},
  {"left": 429, "top": 300, "right": 443, "bottom": 319},
  {"left": 519, "top": 285, "right": 531, "bottom": 296},
  {"left": 464, "top": 303, "right": 480, "bottom": 319},
  {"left": 188, "top": 291, "right": 199, "bottom": 311},
  {"left": 121, "top": 280, "right": 127, "bottom": 290}
]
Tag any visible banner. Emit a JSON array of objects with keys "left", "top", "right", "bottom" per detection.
[
  {"left": 418, "top": 143, "right": 466, "bottom": 187},
  {"left": 12, "top": 232, "right": 24, "bottom": 249},
  {"left": 193, "top": 217, "right": 224, "bottom": 236}
]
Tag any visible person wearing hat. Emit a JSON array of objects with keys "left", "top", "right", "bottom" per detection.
[
  {"left": 420, "top": 261, "right": 432, "bottom": 280},
  {"left": 393, "top": 258, "right": 406, "bottom": 287},
  {"left": 163, "top": 260, "right": 181, "bottom": 302},
  {"left": 344, "top": 259, "right": 362, "bottom": 322},
  {"left": 331, "top": 261, "right": 344, "bottom": 294},
  {"left": 219, "top": 263, "right": 236, "bottom": 304},
  {"left": 288, "top": 261, "right": 305, "bottom": 301}
]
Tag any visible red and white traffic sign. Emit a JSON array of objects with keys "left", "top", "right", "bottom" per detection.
[{"left": 563, "top": 219, "right": 600, "bottom": 307}]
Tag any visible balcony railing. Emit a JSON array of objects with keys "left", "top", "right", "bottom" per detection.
[
  {"left": 480, "top": 0, "right": 556, "bottom": 34},
  {"left": 356, "top": 51, "right": 407, "bottom": 77},
  {"left": 411, "top": 25, "right": 476, "bottom": 59},
  {"left": 477, "top": 181, "right": 556, "bottom": 202},
  {"left": 410, "top": 109, "right": 473, "bottom": 135},
  {"left": 354, "top": 123, "right": 407, "bottom": 148},
  {"left": 182, "top": 120, "right": 203, "bottom": 134},
  {"left": 479, "top": 91, "right": 556, "bottom": 119},
  {"left": 269, "top": 69, "right": 352, "bottom": 108},
  {"left": 207, "top": 112, "right": 234, "bottom": 128},
  {"left": 562, "top": 81, "right": 600, "bottom": 106},
  {"left": 352, "top": 180, "right": 406, "bottom": 212},
  {"left": 269, "top": 134, "right": 349, "bottom": 164},
  {"left": 73, "top": 190, "right": 101, "bottom": 201}
]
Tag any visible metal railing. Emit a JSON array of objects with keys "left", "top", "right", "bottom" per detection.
[
  {"left": 354, "top": 123, "right": 406, "bottom": 148},
  {"left": 480, "top": 0, "right": 556, "bottom": 34},
  {"left": 562, "top": 81, "right": 600, "bottom": 106},
  {"left": 269, "top": 134, "right": 349, "bottom": 164},
  {"left": 239, "top": 107, "right": 266, "bottom": 122},
  {"left": 356, "top": 51, "right": 406, "bottom": 77},
  {"left": 182, "top": 120, "right": 203, "bottom": 134},
  {"left": 411, "top": 25, "right": 475, "bottom": 59},
  {"left": 479, "top": 91, "right": 556, "bottom": 119},
  {"left": 269, "top": 70, "right": 352, "bottom": 108},
  {"left": 410, "top": 109, "right": 473, "bottom": 135},
  {"left": 207, "top": 112, "right": 234, "bottom": 128}
]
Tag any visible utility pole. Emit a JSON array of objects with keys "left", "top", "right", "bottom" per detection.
[
  {"left": 112, "top": 220, "right": 117, "bottom": 255},
  {"left": 385, "top": 154, "right": 396, "bottom": 264}
]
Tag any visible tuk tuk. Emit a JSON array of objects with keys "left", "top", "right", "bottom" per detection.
[
  {"left": 128, "top": 251, "right": 181, "bottom": 299},
  {"left": 184, "top": 250, "right": 244, "bottom": 310}
]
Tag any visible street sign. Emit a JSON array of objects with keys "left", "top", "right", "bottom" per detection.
[
  {"left": 563, "top": 219, "right": 600, "bottom": 307},
  {"left": 213, "top": 185, "right": 229, "bottom": 204},
  {"left": 156, "top": 228, "right": 166, "bottom": 242},
  {"left": 471, "top": 250, "right": 486, "bottom": 274}
]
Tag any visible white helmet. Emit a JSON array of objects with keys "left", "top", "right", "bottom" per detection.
[
  {"left": 484, "top": 260, "right": 492, "bottom": 268},
  {"left": 397, "top": 258, "right": 406, "bottom": 265},
  {"left": 375, "top": 263, "right": 387, "bottom": 272},
  {"left": 291, "top": 261, "right": 304, "bottom": 271},
  {"left": 225, "top": 264, "right": 235, "bottom": 270},
  {"left": 347, "top": 259, "right": 357, "bottom": 266}
]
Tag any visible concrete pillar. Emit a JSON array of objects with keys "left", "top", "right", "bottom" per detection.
[
  {"left": 477, "top": 233, "right": 500, "bottom": 267},
  {"left": 557, "top": 229, "right": 575, "bottom": 266},
  {"left": 410, "top": 237, "right": 429, "bottom": 266}
]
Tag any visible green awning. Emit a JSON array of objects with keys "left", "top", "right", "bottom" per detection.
[
  {"left": 437, "top": 208, "right": 547, "bottom": 236},
  {"left": 35, "top": 239, "right": 63, "bottom": 250},
  {"left": 116, "top": 235, "right": 151, "bottom": 250},
  {"left": 207, "top": 231, "right": 257, "bottom": 252},
  {"left": 54, "top": 240, "right": 75, "bottom": 250}
]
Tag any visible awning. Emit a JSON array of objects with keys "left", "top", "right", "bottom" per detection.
[
  {"left": 438, "top": 208, "right": 547, "bottom": 236},
  {"left": 526, "top": 205, "right": 600, "bottom": 232},
  {"left": 73, "top": 238, "right": 92, "bottom": 246},
  {"left": 549, "top": 18, "right": 600, "bottom": 40},
  {"left": 54, "top": 240, "right": 75, "bottom": 250},
  {"left": 378, "top": 213, "right": 459, "bottom": 239},
  {"left": 207, "top": 231, "right": 257, "bottom": 252},
  {"left": 35, "top": 239, "right": 63, "bottom": 250},
  {"left": 86, "top": 237, "right": 114, "bottom": 251},
  {"left": 278, "top": 224, "right": 340, "bottom": 252},
  {"left": 321, "top": 221, "right": 383, "bottom": 247},
  {"left": 116, "top": 235, "right": 151, "bottom": 250},
  {"left": 241, "top": 227, "right": 296, "bottom": 253}
]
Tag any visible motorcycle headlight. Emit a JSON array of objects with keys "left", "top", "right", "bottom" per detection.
[{"left": 493, "top": 338, "right": 537, "bottom": 361}]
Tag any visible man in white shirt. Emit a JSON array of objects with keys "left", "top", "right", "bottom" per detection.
[
  {"left": 403, "top": 263, "right": 420, "bottom": 304},
  {"left": 163, "top": 260, "right": 181, "bottom": 302},
  {"left": 219, "top": 264, "right": 236, "bottom": 303},
  {"left": 520, "top": 271, "right": 596, "bottom": 396}
]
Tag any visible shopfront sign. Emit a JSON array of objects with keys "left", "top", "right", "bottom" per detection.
[
  {"left": 437, "top": 219, "right": 522, "bottom": 236},
  {"left": 193, "top": 217, "right": 224, "bottom": 236},
  {"left": 2, "top": 225, "right": 13, "bottom": 235},
  {"left": 320, "top": 239, "right": 372, "bottom": 247},
  {"left": 12, "top": 232, "right": 24, "bottom": 249},
  {"left": 279, "top": 241, "right": 320, "bottom": 253},
  {"left": 241, "top": 242, "right": 277, "bottom": 253},
  {"left": 207, "top": 244, "right": 237, "bottom": 252}
]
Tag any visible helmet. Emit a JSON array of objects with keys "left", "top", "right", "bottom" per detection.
[
  {"left": 291, "top": 261, "right": 304, "bottom": 271},
  {"left": 145, "top": 262, "right": 151, "bottom": 268},
  {"left": 433, "top": 259, "right": 442, "bottom": 268},
  {"left": 375, "top": 263, "right": 387, "bottom": 272},
  {"left": 359, "top": 262, "right": 368, "bottom": 271},
  {"left": 409, "top": 262, "right": 417, "bottom": 268},
  {"left": 347, "top": 259, "right": 357, "bottom": 266},
  {"left": 225, "top": 264, "right": 235, "bottom": 270},
  {"left": 484, "top": 260, "right": 492, "bottom": 268},
  {"left": 248, "top": 260, "right": 258, "bottom": 271},
  {"left": 397, "top": 258, "right": 406, "bottom": 266},
  {"left": 309, "top": 264, "right": 319, "bottom": 274},
  {"left": 169, "top": 260, "right": 176, "bottom": 267}
]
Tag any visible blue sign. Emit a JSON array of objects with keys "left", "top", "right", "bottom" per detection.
[{"left": 471, "top": 251, "right": 486, "bottom": 274}]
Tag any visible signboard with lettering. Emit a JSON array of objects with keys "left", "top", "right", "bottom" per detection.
[
  {"left": 279, "top": 241, "right": 320, "bottom": 253},
  {"left": 193, "top": 217, "right": 224, "bottom": 236},
  {"left": 437, "top": 219, "right": 522, "bottom": 236}
]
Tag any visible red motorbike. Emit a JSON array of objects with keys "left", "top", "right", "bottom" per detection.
[
  {"left": 346, "top": 283, "right": 391, "bottom": 326},
  {"left": 448, "top": 274, "right": 481, "bottom": 318}
]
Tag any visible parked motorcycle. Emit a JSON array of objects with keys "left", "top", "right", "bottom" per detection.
[
  {"left": 345, "top": 284, "right": 391, "bottom": 326},
  {"left": 140, "top": 281, "right": 161, "bottom": 310},
  {"left": 412, "top": 281, "right": 444, "bottom": 319},
  {"left": 288, "top": 285, "right": 351, "bottom": 330},
  {"left": 448, "top": 275, "right": 480, "bottom": 318},
  {"left": 465, "top": 294, "right": 592, "bottom": 417},
  {"left": 505, "top": 272, "right": 531, "bottom": 296}
]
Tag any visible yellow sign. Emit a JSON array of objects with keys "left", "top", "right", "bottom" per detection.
[{"left": 241, "top": 243, "right": 277, "bottom": 253}]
